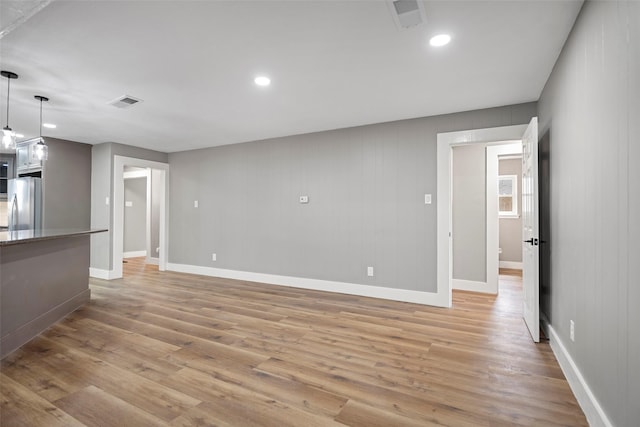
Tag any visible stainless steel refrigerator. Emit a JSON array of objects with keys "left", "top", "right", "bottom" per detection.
[{"left": 7, "top": 177, "right": 42, "bottom": 231}]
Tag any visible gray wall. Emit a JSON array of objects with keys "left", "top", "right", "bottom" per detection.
[
  {"left": 90, "top": 143, "right": 110, "bottom": 270},
  {"left": 90, "top": 142, "right": 168, "bottom": 271},
  {"left": 149, "top": 169, "right": 161, "bottom": 260},
  {"left": 169, "top": 102, "right": 536, "bottom": 292},
  {"left": 538, "top": 1, "right": 639, "bottom": 425},
  {"left": 452, "top": 144, "right": 486, "bottom": 283},
  {"left": 42, "top": 137, "right": 91, "bottom": 229},
  {"left": 498, "top": 158, "right": 522, "bottom": 263},
  {"left": 123, "top": 177, "right": 146, "bottom": 253}
]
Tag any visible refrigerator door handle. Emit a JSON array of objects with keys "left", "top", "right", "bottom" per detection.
[{"left": 9, "top": 193, "right": 18, "bottom": 231}]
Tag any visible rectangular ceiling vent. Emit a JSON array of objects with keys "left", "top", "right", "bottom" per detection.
[
  {"left": 387, "top": 0, "right": 427, "bottom": 30},
  {"left": 108, "top": 95, "right": 143, "bottom": 109}
]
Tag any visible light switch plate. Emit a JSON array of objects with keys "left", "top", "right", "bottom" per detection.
[
  {"left": 299, "top": 195, "right": 309, "bottom": 204},
  {"left": 125, "top": 201, "right": 133, "bottom": 207},
  {"left": 194, "top": 200, "right": 199, "bottom": 208},
  {"left": 424, "top": 194, "right": 432, "bottom": 204}
]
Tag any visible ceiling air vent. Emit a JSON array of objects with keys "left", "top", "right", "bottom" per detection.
[
  {"left": 387, "top": 0, "right": 427, "bottom": 30},
  {"left": 108, "top": 95, "right": 142, "bottom": 109}
]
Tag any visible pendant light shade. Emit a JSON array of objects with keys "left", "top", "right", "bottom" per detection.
[
  {"left": 34, "top": 95, "right": 49, "bottom": 161},
  {"left": 1, "top": 70, "right": 19, "bottom": 150}
]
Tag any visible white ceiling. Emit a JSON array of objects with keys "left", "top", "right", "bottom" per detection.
[{"left": 0, "top": 0, "right": 583, "bottom": 153}]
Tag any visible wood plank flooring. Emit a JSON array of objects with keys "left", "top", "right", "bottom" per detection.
[{"left": 1, "top": 260, "right": 587, "bottom": 426}]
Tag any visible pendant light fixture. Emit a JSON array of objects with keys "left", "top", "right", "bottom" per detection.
[
  {"left": 34, "top": 95, "right": 49, "bottom": 161},
  {"left": 1, "top": 70, "right": 19, "bottom": 150}
]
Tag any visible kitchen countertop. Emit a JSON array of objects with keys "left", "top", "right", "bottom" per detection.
[{"left": 0, "top": 228, "right": 108, "bottom": 246}]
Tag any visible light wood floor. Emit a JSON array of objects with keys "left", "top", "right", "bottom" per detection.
[{"left": 1, "top": 260, "right": 587, "bottom": 426}]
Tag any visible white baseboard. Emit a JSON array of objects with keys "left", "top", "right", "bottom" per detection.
[
  {"left": 89, "top": 268, "right": 117, "bottom": 280},
  {"left": 124, "top": 250, "right": 147, "bottom": 258},
  {"left": 166, "top": 263, "right": 447, "bottom": 307},
  {"left": 452, "top": 278, "right": 493, "bottom": 293},
  {"left": 548, "top": 325, "right": 613, "bottom": 427},
  {"left": 499, "top": 261, "right": 523, "bottom": 269},
  {"left": 145, "top": 257, "right": 159, "bottom": 265}
]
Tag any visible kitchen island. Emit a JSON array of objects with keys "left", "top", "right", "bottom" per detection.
[{"left": 0, "top": 228, "right": 107, "bottom": 359}]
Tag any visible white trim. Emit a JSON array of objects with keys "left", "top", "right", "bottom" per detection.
[
  {"left": 499, "top": 261, "right": 523, "bottom": 269},
  {"left": 89, "top": 268, "right": 117, "bottom": 280},
  {"left": 452, "top": 279, "right": 489, "bottom": 293},
  {"left": 498, "top": 154, "right": 522, "bottom": 161},
  {"left": 123, "top": 169, "right": 149, "bottom": 180},
  {"left": 548, "top": 325, "right": 613, "bottom": 427},
  {"left": 498, "top": 174, "right": 519, "bottom": 217},
  {"left": 124, "top": 250, "right": 146, "bottom": 258},
  {"left": 167, "top": 263, "right": 448, "bottom": 307},
  {"left": 499, "top": 214, "right": 520, "bottom": 219},
  {"left": 145, "top": 257, "right": 159, "bottom": 265},
  {"left": 113, "top": 156, "right": 169, "bottom": 280},
  {"left": 437, "top": 125, "right": 527, "bottom": 310}
]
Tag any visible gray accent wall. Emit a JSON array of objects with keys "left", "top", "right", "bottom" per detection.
[
  {"left": 169, "top": 103, "right": 536, "bottom": 293},
  {"left": 42, "top": 137, "right": 92, "bottom": 229},
  {"left": 537, "top": 1, "right": 639, "bottom": 425},
  {"left": 149, "top": 169, "right": 161, "bottom": 260},
  {"left": 452, "top": 144, "right": 486, "bottom": 283},
  {"left": 498, "top": 158, "right": 522, "bottom": 263},
  {"left": 90, "top": 143, "right": 111, "bottom": 270},
  {"left": 90, "top": 142, "right": 168, "bottom": 271},
  {"left": 123, "top": 177, "right": 147, "bottom": 253}
]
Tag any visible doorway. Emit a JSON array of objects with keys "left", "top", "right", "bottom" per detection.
[
  {"left": 436, "top": 123, "right": 528, "bottom": 307},
  {"left": 487, "top": 143, "right": 523, "bottom": 294},
  {"left": 122, "top": 166, "right": 163, "bottom": 276},
  {"left": 112, "top": 155, "right": 169, "bottom": 279},
  {"left": 449, "top": 140, "right": 521, "bottom": 295},
  {"left": 437, "top": 119, "right": 540, "bottom": 342}
]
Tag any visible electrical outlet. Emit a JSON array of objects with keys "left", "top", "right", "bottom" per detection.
[
  {"left": 299, "top": 195, "right": 309, "bottom": 204},
  {"left": 212, "top": 253, "right": 217, "bottom": 261},
  {"left": 367, "top": 266, "right": 374, "bottom": 277},
  {"left": 570, "top": 320, "right": 575, "bottom": 342}
]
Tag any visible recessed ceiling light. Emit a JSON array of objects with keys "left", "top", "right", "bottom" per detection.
[
  {"left": 429, "top": 34, "right": 451, "bottom": 47},
  {"left": 254, "top": 76, "right": 271, "bottom": 87},
  {"left": 43, "top": 123, "right": 56, "bottom": 129}
]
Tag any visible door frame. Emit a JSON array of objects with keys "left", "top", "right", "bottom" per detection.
[
  {"left": 437, "top": 124, "right": 528, "bottom": 306},
  {"left": 112, "top": 155, "right": 169, "bottom": 279}
]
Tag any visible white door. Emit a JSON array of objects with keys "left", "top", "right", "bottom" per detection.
[{"left": 522, "top": 117, "right": 540, "bottom": 342}]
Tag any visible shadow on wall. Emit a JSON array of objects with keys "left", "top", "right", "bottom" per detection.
[{"left": 539, "top": 128, "right": 551, "bottom": 325}]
